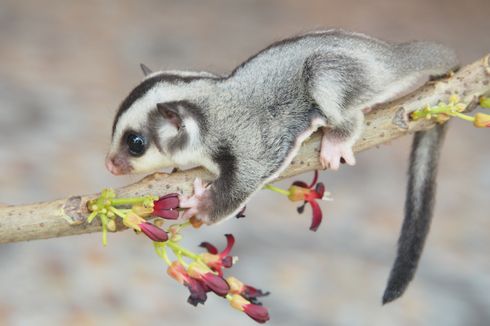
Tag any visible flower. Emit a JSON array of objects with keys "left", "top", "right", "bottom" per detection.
[
  {"left": 122, "top": 211, "right": 146, "bottom": 231},
  {"left": 474, "top": 112, "right": 490, "bottom": 128},
  {"left": 132, "top": 204, "right": 154, "bottom": 218},
  {"left": 287, "top": 170, "right": 326, "bottom": 231},
  {"left": 167, "top": 261, "right": 208, "bottom": 306},
  {"left": 229, "top": 294, "right": 270, "bottom": 324},
  {"left": 139, "top": 222, "right": 168, "bottom": 242},
  {"left": 227, "top": 276, "right": 269, "bottom": 304},
  {"left": 122, "top": 212, "right": 168, "bottom": 242},
  {"left": 187, "top": 262, "right": 230, "bottom": 297},
  {"left": 153, "top": 193, "right": 180, "bottom": 219},
  {"left": 199, "top": 234, "right": 235, "bottom": 275}
]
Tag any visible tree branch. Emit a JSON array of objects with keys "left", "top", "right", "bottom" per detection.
[{"left": 1, "top": 55, "right": 489, "bottom": 244}]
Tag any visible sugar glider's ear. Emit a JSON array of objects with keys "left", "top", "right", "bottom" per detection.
[
  {"left": 157, "top": 102, "right": 182, "bottom": 130},
  {"left": 140, "top": 63, "right": 153, "bottom": 77}
]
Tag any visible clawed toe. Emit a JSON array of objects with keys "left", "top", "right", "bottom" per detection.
[
  {"left": 179, "top": 178, "right": 212, "bottom": 223},
  {"left": 320, "top": 137, "right": 356, "bottom": 170}
]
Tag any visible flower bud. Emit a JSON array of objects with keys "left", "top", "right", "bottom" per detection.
[
  {"left": 474, "top": 113, "right": 490, "bottom": 128},
  {"left": 229, "top": 294, "right": 270, "bottom": 324},
  {"left": 139, "top": 222, "right": 168, "bottom": 242},
  {"left": 153, "top": 193, "right": 180, "bottom": 219},
  {"left": 106, "top": 219, "right": 116, "bottom": 232},
  {"left": 187, "top": 262, "right": 230, "bottom": 296},
  {"left": 480, "top": 96, "right": 490, "bottom": 109}
]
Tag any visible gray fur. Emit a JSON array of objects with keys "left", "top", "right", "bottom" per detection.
[
  {"left": 111, "top": 29, "right": 459, "bottom": 301},
  {"left": 383, "top": 123, "right": 448, "bottom": 304}
]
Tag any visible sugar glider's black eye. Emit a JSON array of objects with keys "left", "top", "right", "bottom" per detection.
[{"left": 126, "top": 133, "right": 146, "bottom": 157}]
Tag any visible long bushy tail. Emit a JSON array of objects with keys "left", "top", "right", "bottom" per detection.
[
  {"left": 395, "top": 41, "right": 459, "bottom": 77},
  {"left": 382, "top": 123, "right": 448, "bottom": 304}
]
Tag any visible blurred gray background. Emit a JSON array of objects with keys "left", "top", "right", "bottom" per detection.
[{"left": 1, "top": 0, "right": 489, "bottom": 325}]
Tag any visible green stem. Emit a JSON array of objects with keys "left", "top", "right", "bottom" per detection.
[
  {"left": 167, "top": 241, "right": 200, "bottom": 261},
  {"left": 176, "top": 252, "right": 188, "bottom": 267},
  {"left": 87, "top": 211, "right": 98, "bottom": 223},
  {"left": 451, "top": 112, "right": 475, "bottom": 122},
  {"left": 109, "top": 206, "right": 127, "bottom": 219},
  {"left": 154, "top": 243, "right": 172, "bottom": 265},
  {"left": 174, "top": 221, "right": 191, "bottom": 233},
  {"left": 161, "top": 247, "right": 172, "bottom": 266},
  {"left": 100, "top": 214, "right": 108, "bottom": 246},
  {"left": 264, "top": 184, "right": 290, "bottom": 196},
  {"left": 110, "top": 197, "right": 152, "bottom": 206}
]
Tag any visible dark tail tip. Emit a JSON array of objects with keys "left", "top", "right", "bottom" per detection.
[
  {"left": 381, "top": 123, "right": 448, "bottom": 305},
  {"left": 382, "top": 258, "right": 413, "bottom": 305},
  {"left": 382, "top": 289, "right": 402, "bottom": 305}
]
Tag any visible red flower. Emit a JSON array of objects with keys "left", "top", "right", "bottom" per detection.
[
  {"left": 229, "top": 294, "right": 270, "bottom": 324},
  {"left": 287, "top": 170, "right": 325, "bottom": 231},
  {"left": 199, "top": 234, "right": 235, "bottom": 275},
  {"left": 153, "top": 193, "right": 180, "bottom": 219},
  {"left": 122, "top": 212, "right": 168, "bottom": 242},
  {"left": 187, "top": 262, "right": 230, "bottom": 297},
  {"left": 227, "top": 276, "right": 269, "bottom": 304},
  {"left": 167, "top": 261, "right": 208, "bottom": 306},
  {"left": 139, "top": 222, "right": 168, "bottom": 242}
]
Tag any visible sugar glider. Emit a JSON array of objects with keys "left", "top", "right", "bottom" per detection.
[{"left": 106, "top": 30, "right": 458, "bottom": 303}]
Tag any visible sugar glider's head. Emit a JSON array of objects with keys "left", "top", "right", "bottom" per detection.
[{"left": 106, "top": 65, "right": 213, "bottom": 175}]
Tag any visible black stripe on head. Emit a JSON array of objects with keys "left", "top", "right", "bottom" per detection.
[{"left": 112, "top": 74, "right": 217, "bottom": 136}]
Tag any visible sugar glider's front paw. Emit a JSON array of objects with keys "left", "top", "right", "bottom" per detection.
[
  {"left": 320, "top": 137, "right": 356, "bottom": 170},
  {"left": 179, "top": 178, "right": 214, "bottom": 224}
]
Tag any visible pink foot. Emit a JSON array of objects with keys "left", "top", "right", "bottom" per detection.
[
  {"left": 320, "top": 137, "right": 356, "bottom": 170},
  {"left": 179, "top": 178, "right": 213, "bottom": 223}
]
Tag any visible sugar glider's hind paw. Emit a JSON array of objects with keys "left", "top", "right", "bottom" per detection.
[
  {"left": 320, "top": 137, "right": 356, "bottom": 170},
  {"left": 179, "top": 178, "right": 213, "bottom": 223}
]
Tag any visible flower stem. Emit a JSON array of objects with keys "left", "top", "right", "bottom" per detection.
[
  {"left": 263, "top": 184, "right": 290, "bottom": 196},
  {"left": 110, "top": 197, "right": 153, "bottom": 206},
  {"left": 175, "top": 252, "right": 188, "bottom": 267},
  {"left": 100, "top": 214, "right": 108, "bottom": 246},
  {"left": 109, "top": 206, "right": 127, "bottom": 219},
  {"left": 154, "top": 243, "right": 172, "bottom": 265},
  {"left": 87, "top": 211, "right": 98, "bottom": 223},
  {"left": 451, "top": 112, "right": 475, "bottom": 122},
  {"left": 167, "top": 241, "right": 200, "bottom": 261}
]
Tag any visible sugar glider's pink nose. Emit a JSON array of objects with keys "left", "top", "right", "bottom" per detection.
[{"left": 105, "top": 156, "right": 123, "bottom": 175}]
